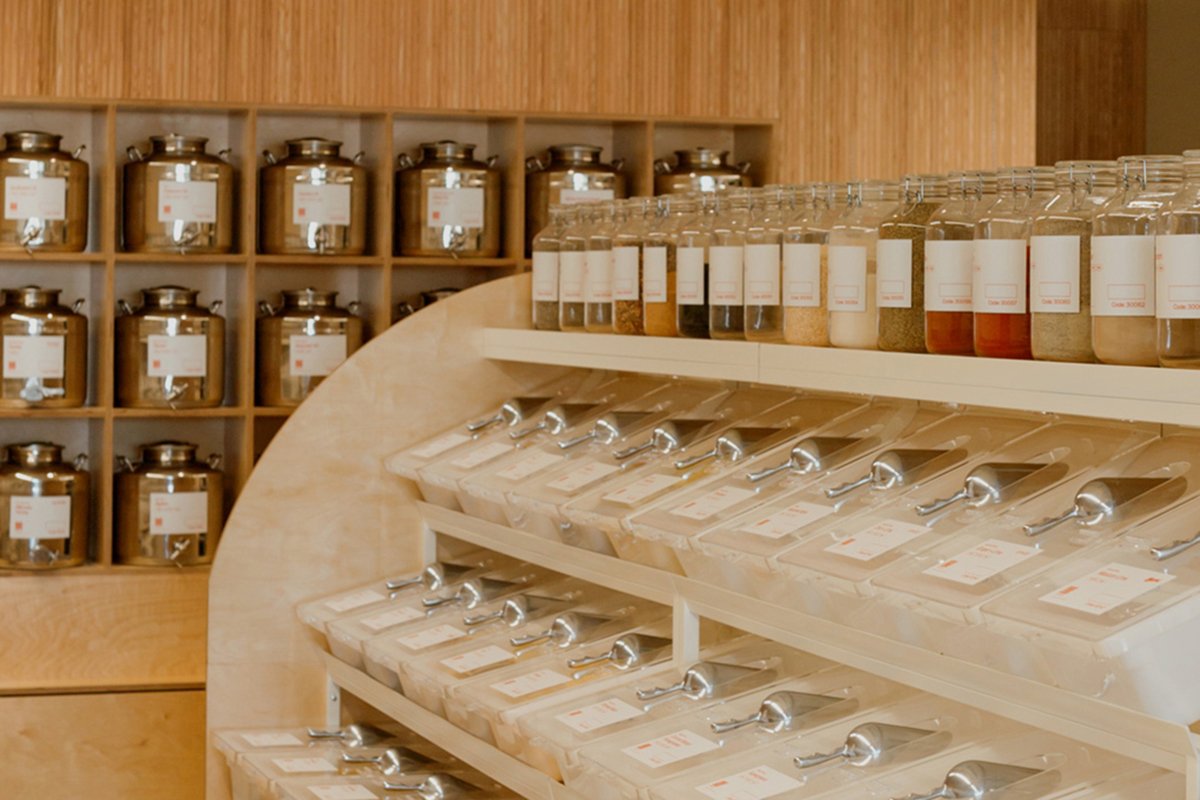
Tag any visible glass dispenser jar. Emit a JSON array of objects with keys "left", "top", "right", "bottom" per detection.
[
  {"left": 782, "top": 183, "right": 830, "bottom": 346},
  {"left": 0, "top": 286, "right": 87, "bottom": 408},
  {"left": 259, "top": 138, "right": 367, "bottom": 255},
  {"left": 115, "top": 441, "right": 223, "bottom": 566},
  {"left": 256, "top": 288, "right": 363, "bottom": 407},
  {"left": 1029, "top": 161, "right": 1118, "bottom": 362},
  {"left": 828, "top": 181, "right": 901, "bottom": 349},
  {"left": 558, "top": 205, "right": 589, "bottom": 332},
  {"left": 973, "top": 166, "right": 1055, "bottom": 359},
  {"left": 1158, "top": 150, "right": 1200, "bottom": 368},
  {"left": 709, "top": 189, "right": 749, "bottom": 339},
  {"left": 584, "top": 201, "right": 617, "bottom": 333},
  {"left": 877, "top": 174, "right": 947, "bottom": 352},
  {"left": 0, "top": 131, "right": 89, "bottom": 252},
  {"left": 743, "top": 187, "right": 785, "bottom": 342},
  {"left": 654, "top": 149, "right": 752, "bottom": 195},
  {"left": 643, "top": 197, "right": 680, "bottom": 337},
  {"left": 925, "top": 172, "right": 995, "bottom": 354},
  {"left": 116, "top": 285, "right": 225, "bottom": 408},
  {"left": 395, "top": 140, "right": 501, "bottom": 258},
  {"left": 526, "top": 144, "right": 626, "bottom": 253},
  {"left": 1092, "top": 155, "right": 1184, "bottom": 366},
  {"left": 613, "top": 197, "right": 653, "bottom": 335},
  {"left": 531, "top": 205, "right": 571, "bottom": 331},
  {"left": 0, "top": 442, "right": 88, "bottom": 569},
  {"left": 673, "top": 195, "right": 711, "bottom": 339}
]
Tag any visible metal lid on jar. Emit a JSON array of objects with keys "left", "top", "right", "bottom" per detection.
[
  {"left": 138, "top": 440, "right": 198, "bottom": 466},
  {"left": 2, "top": 285, "right": 62, "bottom": 307},
  {"left": 420, "top": 140, "right": 476, "bottom": 161},
  {"left": 141, "top": 285, "right": 200, "bottom": 308},
  {"left": 548, "top": 144, "right": 603, "bottom": 164},
  {"left": 150, "top": 133, "right": 209, "bottom": 154},
  {"left": 285, "top": 138, "right": 343, "bottom": 157},
  {"left": 6, "top": 441, "right": 63, "bottom": 467},
  {"left": 674, "top": 148, "right": 731, "bottom": 168},
  {"left": 4, "top": 130, "right": 63, "bottom": 152},
  {"left": 281, "top": 287, "right": 338, "bottom": 309}
]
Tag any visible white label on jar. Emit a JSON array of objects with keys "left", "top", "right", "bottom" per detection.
[
  {"left": 395, "top": 623, "right": 466, "bottom": 651},
  {"left": 556, "top": 697, "right": 645, "bottom": 733},
  {"left": 1030, "top": 235, "right": 1081, "bottom": 313},
  {"left": 924, "top": 538, "right": 1040, "bottom": 586},
  {"left": 709, "top": 245, "right": 744, "bottom": 304},
  {"left": 560, "top": 188, "right": 614, "bottom": 205},
  {"left": 324, "top": 589, "right": 386, "bottom": 613},
  {"left": 490, "top": 668, "right": 570, "bottom": 698},
  {"left": 621, "top": 728, "right": 719, "bottom": 769},
  {"left": 644, "top": 247, "right": 668, "bottom": 302},
  {"left": 560, "top": 251, "right": 586, "bottom": 302},
  {"left": 546, "top": 461, "right": 620, "bottom": 493},
  {"left": 696, "top": 765, "right": 804, "bottom": 799},
  {"left": 495, "top": 450, "right": 561, "bottom": 482},
  {"left": 612, "top": 247, "right": 640, "bottom": 301},
  {"left": 310, "top": 786, "right": 377, "bottom": 800},
  {"left": 783, "top": 242, "right": 821, "bottom": 307},
  {"left": 410, "top": 432, "right": 471, "bottom": 459},
  {"left": 744, "top": 244, "right": 781, "bottom": 305},
  {"left": 602, "top": 473, "right": 681, "bottom": 505},
  {"left": 585, "top": 250, "right": 612, "bottom": 302},
  {"left": 426, "top": 186, "right": 483, "bottom": 228},
  {"left": 240, "top": 732, "right": 304, "bottom": 748},
  {"left": 828, "top": 245, "right": 867, "bottom": 312},
  {"left": 876, "top": 239, "right": 913, "bottom": 308},
  {"left": 147, "top": 334, "right": 206, "bottom": 378},
  {"left": 271, "top": 756, "right": 337, "bottom": 774},
  {"left": 440, "top": 644, "right": 514, "bottom": 674},
  {"left": 360, "top": 605, "right": 424, "bottom": 632},
  {"left": 824, "top": 518, "right": 928, "bottom": 561},
  {"left": 149, "top": 491, "right": 208, "bottom": 535},
  {"left": 157, "top": 180, "right": 217, "bottom": 223},
  {"left": 737, "top": 500, "right": 836, "bottom": 539},
  {"left": 4, "top": 176, "right": 66, "bottom": 220},
  {"left": 1039, "top": 563, "right": 1174, "bottom": 615},
  {"left": 288, "top": 334, "right": 347, "bottom": 377},
  {"left": 924, "top": 240, "right": 974, "bottom": 311},
  {"left": 973, "top": 239, "right": 1027, "bottom": 313},
  {"left": 3, "top": 335, "right": 65, "bottom": 379},
  {"left": 450, "top": 441, "right": 511, "bottom": 469},
  {"left": 532, "top": 252, "right": 559, "bottom": 302},
  {"left": 1091, "top": 235, "right": 1155, "bottom": 317},
  {"left": 1156, "top": 234, "right": 1200, "bottom": 319},
  {"left": 8, "top": 496, "right": 71, "bottom": 540},
  {"left": 292, "top": 184, "right": 350, "bottom": 225},
  {"left": 677, "top": 247, "right": 705, "bottom": 305},
  {"left": 669, "top": 486, "right": 756, "bottom": 521}
]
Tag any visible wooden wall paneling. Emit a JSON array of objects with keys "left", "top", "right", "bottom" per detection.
[
  {"left": 727, "top": 0, "right": 781, "bottom": 121},
  {"left": 523, "top": 0, "right": 597, "bottom": 115},
  {"left": 121, "top": 0, "right": 227, "bottom": 102},
  {"left": 0, "top": 0, "right": 54, "bottom": 98},
  {"left": 594, "top": 0, "right": 636, "bottom": 116},
  {"left": 626, "top": 0, "right": 677, "bottom": 117},
  {"left": 52, "top": 0, "right": 125, "bottom": 99},
  {"left": 670, "top": 0, "right": 729, "bottom": 118}
]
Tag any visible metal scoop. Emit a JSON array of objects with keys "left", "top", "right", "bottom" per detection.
[
  {"left": 747, "top": 436, "right": 863, "bottom": 482},
  {"left": 305, "top": 723, "right": 389, "bottom": 747},
  {"left": 466, "top": 395, "right": 551, "bottom": 432},
  {"left": 895, "top": 760, "right": 1057, "bottom": 799},
  {"left": 826, "top": 449, "right": 963, "bottom": 499},
  {"left": 795, "top": 722, "right": 943, "bottom": 768},
  {"left": 340, "top": 746, "right": 431, "bottom": 775},
  {"left": 1023, "top": 476, "right": 1181, "bottom": 536},
  {"left": 614, "top": 418, "right": 717, "bottom": 460},
  {"left": 509, "top": 610, "right": 622, "bottom": 652},
  {"left": 915, "top": 462, "right": 1067, "bottom": 516},
  {"left": 675, "top": 427, "right": 783, "bottom": 470},
  {"left": 566, "top": 633, "right": 673, "bottom": 678},
  {"left": 462, "top": 593, "right": 570, "bottom": 629},
  {"left": 558, "top": 410, "right": 654, "bottom": 449},
  {"left": 510, "top": 403, "right": 601, "bottom": 440},
  {"left": 634, "top": 661, "right": 764, "bottom": 705},
  {"left": 712, "top": 691, "right": 848, "bottom": 734},
  {"left": 1151, "top": 529, "right": 1200, "bottom": 561},
  {"left": 387, "top": 561, "right": 477, "bottom": 593},
  {"left": 383, "top": 773, "right": 479, "bottom": 799},
  {"left": 422, "top": 576, "right": 525, "bottom": 610}
]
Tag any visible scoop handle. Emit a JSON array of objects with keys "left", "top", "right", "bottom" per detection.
[
  {"left": 825, "top": 472, "right": 871, "bottom": 499},
  {"left": 1023, "top": 506, "right": 1080, "bottom": 537},
  {"left": 915, "top": 487, "right": 968, "bottom": 516}
]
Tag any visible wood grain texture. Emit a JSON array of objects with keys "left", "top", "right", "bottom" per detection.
[{"left": 0, "top": 689, "right": 204, "bottom": 799}]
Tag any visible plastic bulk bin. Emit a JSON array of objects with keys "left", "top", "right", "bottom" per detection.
[
  {"left": 273, "top": 772, "right": 514, "bottom": 800},
  {"left": 689, "top": 410, "right": 1047, "bottom": 600},
  {"left": 1059, "top": 768, "right": 1186, "bottom": 798},
  {"left": 869, "top": 432, "right": 1200, "bottom": 672},
  {"left": 234, "top": 742, "right": 445, "bottom": 800}
]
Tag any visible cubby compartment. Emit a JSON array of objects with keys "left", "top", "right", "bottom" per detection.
[
  {"left": 389, "top": 264, "right": 496, "bottom": 326},
  {"left": 253, "top": 261, "right": 387, "bottom": 342},
  {"left": 652, "top": 121, "right": 774, "bottom": 190},
  {"left": 252, "top": 415, "right": 287, "bottom": 464},
  {"left": 524, "top": 118, "right": 650, "bottom": 196}
]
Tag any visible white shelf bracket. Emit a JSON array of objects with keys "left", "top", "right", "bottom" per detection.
[
  {"left": 325, "top": 673, "right": 342, "bottom": 729},
  {"left": 672, "top": 595, "right": 700, "bottom": 670},
  {"left": 422, "top": 517, "right": 439, "bottom": 565}
]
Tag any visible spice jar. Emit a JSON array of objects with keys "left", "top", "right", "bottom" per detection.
[
  {"left": 115, "top": 441, "right": 222, "bottom": 566},
  {"left": 925, "top": 172, "right": 996, "bottom": 354},
  {"left": 123, "top": 134, "right": 235, "bottom": 254},
  {"left": 531, "top": 205, "right": 570, "bottom": 331},
  {"left": 1158, "top": 150, "right": 1200, "bottom": 368},
  {"left": 558, "top": 206, "right": 588, "bottom": 332},
  {"left": 256, "top": 288, "right": 363, "bottom": 407},
  {"left": 673, "top": 194, "right": 711, "bottom": 339},
  {"left": 0, "top": 286, "right": 87, "bottom": 408},
  {"left": 395, "top": 140, "right": 501, "bottom": 257},
  {"left": 613, "top": 197, "right": 654, "bottom": 335},
  {"left": 643, "top": 196, "right": 681, "bottom": 337},
  {"left": 1029, "top": 161, "right": 1118, "bottom": 362},
  {"left": 584, "top": 201, "right": 617, "bottom": 333},
  {"left": 0, "top": 131, "right": 89, "bottom": 252},
  {"left": 828, "top": 181, "right": 900, "bottom": 349},
  {"left": 1092, "top": 155, "right": 1184, "bottom": 366},
  {"left": 116, "top": 286, "right": 225, "bottom": 408},
  {"left": 877, "top": 174, "right": 947, "bottom": 352},
  {"left": 743, "top": 187, "right": 786, "bottom": 342},
  {"left": 525, "top": 144, "right": 626, "bottom": 253},
  {"left": 973, "top": 166, "right": 1055, "bottom": 359},
  {"left": 0, "top": 442, "right": 88, "bottom": 569},
  {"left": 259, "top": 138, "right": 367, "bottom": 255},
  {"left": 782, "top": 183, "right": 831, "bottom": 346},
  {"left": 709, "top": 189, "right": 750, "bottom": 339}
]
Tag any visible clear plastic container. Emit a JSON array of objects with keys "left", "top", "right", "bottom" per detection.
[
  {"left": 531, "top": 204, "right": 571, "bottom": 331},
  {"left": 828, "top": 180, "right": 901, "bottom": 349},
  {"left": 273, "top": 771, "right": 512, "bottom": 800},
  {"left": 643, "top": 196, "right": 680, "bottom": 337},
  {"left": 743, "top": 187, "right": 786, "bottom": 342},
  {"left": 1156, "top": 149, "right": 1200, "bottom": 368},
  {"left": 924, "top": 171, "right": 996, "bottom": 355},
  {"left": 234, "top": 740, "right": 447, "bottom": 800},
  {"left": 877, "top": 174, "right": 947, "bottom": 353},
  {"left": 782, "top": 183, "right": 840, "bottom": 346},
  {"left": 709, "top": 189, "right": 750, "bottom": 339},
  {"left": 673, "top": 194, "right": 712, "bottom": 339},
  {"left": 1092, "top": 155, "right": 1184, "bottom": 365},
  {"left": 612, "top": 197, "right": 653, "bottom": 335},
  {"left": 584, "top": 201, "right": 618, "bottom": 332}
]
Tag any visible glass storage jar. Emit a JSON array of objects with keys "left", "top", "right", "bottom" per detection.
[
  {"left": 0, "top": 131, "right": 89, "bottom": 252},
  {"left": 973, "top": 166, "right": 1055, "bottom": 359},
  {"left": 525, "top": 144, "right": 626, "bottom": 253},
  {"left": 654, "top": 149, "right": 752, "bottom": 195},
  {"left": 782, "top": 183, "right": 832, "bottom": 346},
  {"left": 743, "top": 186, "right": 786, "bottom": 342},
  {"left": 531, "top": 205, "right": 570, "bottom": 331},
  {"left": 1029, "top": 161, "right": 1118, "bottom": 362},
  {"left": 259, "top": 138, "right": 367, "bottom": 256},
  {"left": 643, "top": 196, "right": 681, "bottom": 337},
  {"left": 395, "top": 140, "right": 501, "bottom": 258},
  {"left": 0, "top": 285, "right": 87, "bottom": 408},
  {"left": 256, "top": 288, "right": 363, "bottom": 407},
  {"left": 1155, "top": 150, "right": 1200, "bottom": 368},
  {"left": 924, "top": 171, "right": 995, "bottom": 354},
  {"left": 613, "top": 197, "right": 654, "bottom": 335},
  {"left": 672, "top": 194, "right": 712, "bottom": 339},
  {"left": 558, "top": 205, "right": 589, "bottom": 331},
  {"left": 584, "top": 201, "right": 617, "bottom": 332},
  {"left": 709, "top": 189, "right": 750, "bottom": 339},
  {"left": 828, "top": 180, "right": 900, "bottom": 349},
  {"left": 1092, "top": 155, "right": 1184, "bottom": 366},
  {"left": 0, "top": 442, "right": 88, "bottom": 569},
  {"left": 877, "top": 174, "right": 947, "bottom": 352}
]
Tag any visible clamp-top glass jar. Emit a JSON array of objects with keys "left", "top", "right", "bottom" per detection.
[
  {"left": 1157, "top": 150, "right": 1200, "bottom": 368},
  {"left": 531, "top": 204, "right": 571, "bottom": 331},
  {"left": 0, "top": 442, "right": 89, "bottom": 569},
  {"left": 0, "top": 131, "right": 89, "bottom": 252},
  {"left": 654, "top": 149, "right": 752, "bottom": 195},
  {"left": 924, "top": 171, "right": 996, "bottom": 354},
  {"left": 396, "top": 140, "right": 501, "bottom": 258},
  {"left": 526, "top": 144, "right": 626, "bottom": 252},
  {"left": 123, "top": 134, "right": 235, "bottom": 254},
  {"left": 259, "top": 138, "right": 367, "bottom": 255},
  {"left": 0, "top": 286, "right": 87, "bottom": 408},
  {"left": 672, "top": 194, "right": 712, "bottom": 339},
  {"left": 612, "top": 197, "right": 655, "bottom": 335},
  {"left": 877, "top": 174, "right": 948, "bottom": 352},
  {"left": 743, "top": 187, "right": 786, "bottom": 342},
  {"left": 116, "top": 286, "right": 225, "bottom": 408},
  {"left": 256, "top": 288, "right": 363, "bottom": 407},
  {"left": 828, "top": 181, "right": 901, "bottom": 349},
  {"left": 642, "top": 196, "right": 681, "bottom": 337},
  {"left": 584, "top": 201, "right": 618, "bottom": 333},
  {"left": 115, "top": 441, "right": 223, "bottom": 566}
]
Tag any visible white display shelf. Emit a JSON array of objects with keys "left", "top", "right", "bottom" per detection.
[
  {"left": 417, "top": 502, "right": 1200, "bottom": 780},
  {"left": 482, "top": 328, "right": 1200, "bottom": 426}
]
